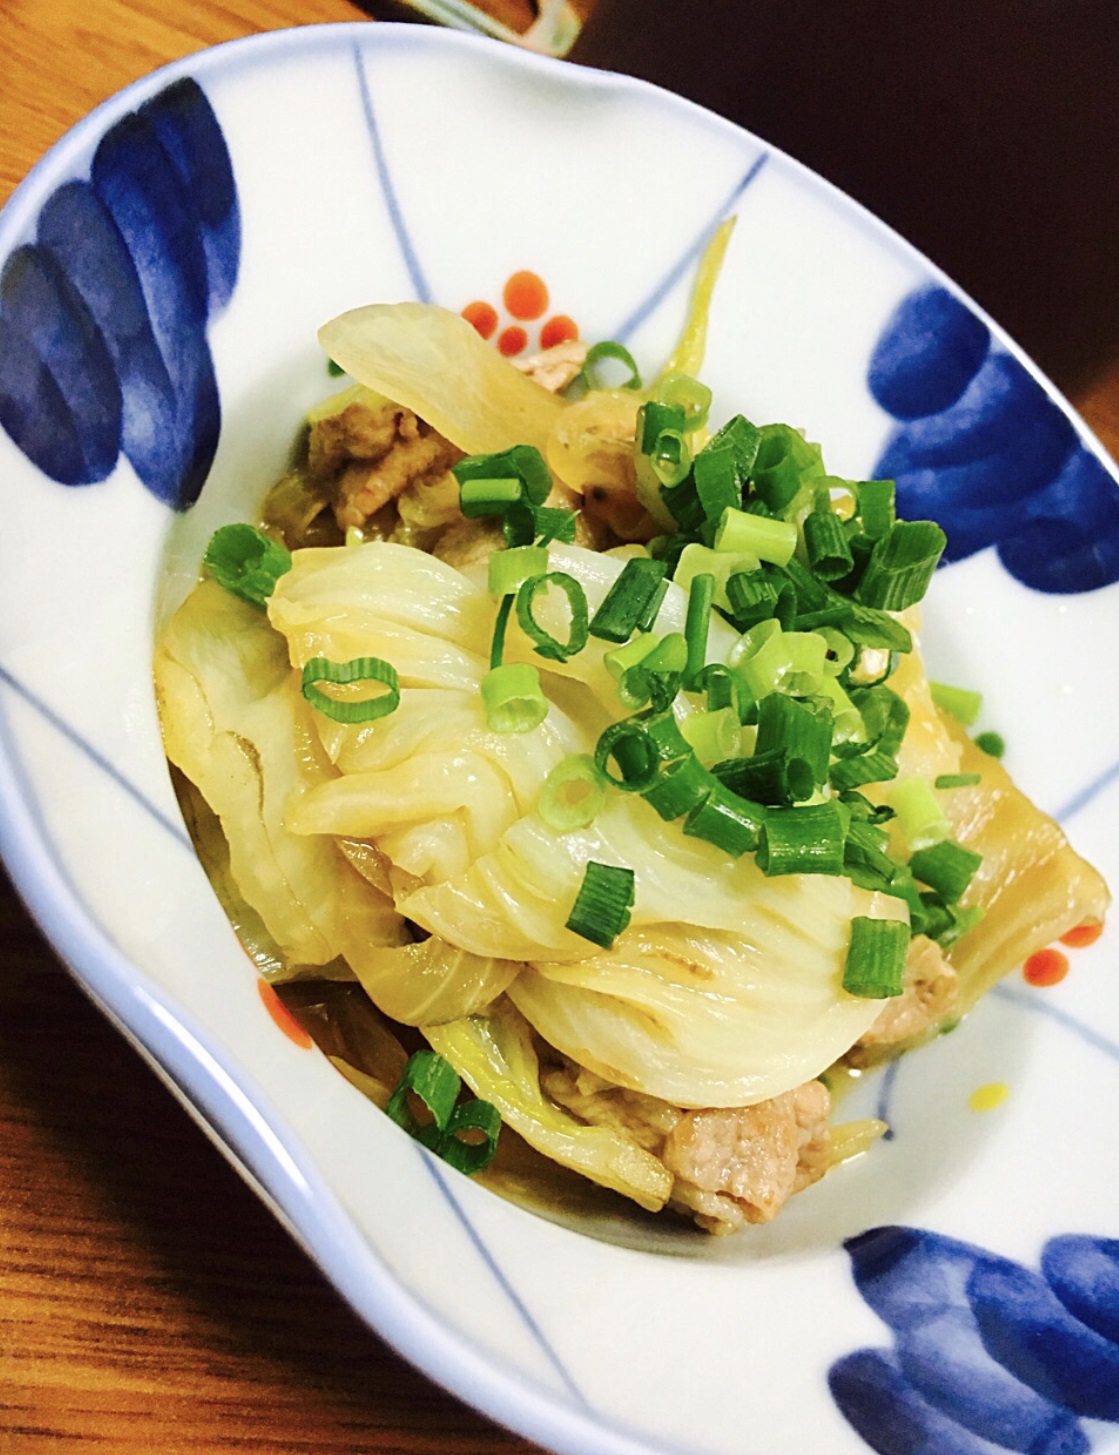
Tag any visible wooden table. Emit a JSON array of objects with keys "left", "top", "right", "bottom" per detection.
[{"left": 2, "top": 3, "right": 1118, "bottom": 1452}]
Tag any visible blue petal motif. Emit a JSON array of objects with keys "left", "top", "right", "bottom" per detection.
[
  {"left": 833, "top": 1226, "right": 1119, "bottom": 1454},
  {"left": 0, "top": 77, "right": 239, "bottom": 509},
  {"left": 869, "top": 285, "right": 1119, "bottom": 593}
]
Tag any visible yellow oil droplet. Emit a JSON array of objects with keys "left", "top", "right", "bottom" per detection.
[{"left": 969, "top": 1081, "right": 1010, "bottom": 1113}]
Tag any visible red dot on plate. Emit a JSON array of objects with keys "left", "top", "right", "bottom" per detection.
[
  {"left": 503, "top": 270, "right": 549, "bottom": 321},
  {"left": 257, "top": 978, "right": 314, "bottom": 1048},
  {"left": 461, "top": 300, "right": 498, "bottom": 340},
  {"left": 540, "top": 314, "right": 579, "bottom": 349},
  {"left": 498, "top": 325, "right": 528, "bottom": 357},
  {"left": 1023, "top": 948, "right": 1070, "bottom": 988},
  {"left": 1060, "top": 920, "right": 1104, "bottom": 949}
]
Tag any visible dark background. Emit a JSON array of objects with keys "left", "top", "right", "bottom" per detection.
[{"left": 570, "top": 0, "right": 1119, "bottom": 398}]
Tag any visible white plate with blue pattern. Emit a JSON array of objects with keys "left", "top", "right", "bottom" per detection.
[{"left": 0, "top": 23, "right": 1117, "bottom": 1455}]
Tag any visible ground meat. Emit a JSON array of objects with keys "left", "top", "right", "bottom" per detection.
[
  {"left": 848, "top": 934, "right": 960, "bottom": 1066},
  {"left": 303, "top": 392, "right": 464, "bottom": 535},
  {"left": 662, "top": 1081, "right": 833, "bottom": 1234}
]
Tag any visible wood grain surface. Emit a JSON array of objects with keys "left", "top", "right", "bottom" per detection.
[{"left": 2, "top": 2, "right": 1118, "bottom": 1452}]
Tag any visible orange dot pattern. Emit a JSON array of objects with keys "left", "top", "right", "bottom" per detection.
[
  {"left": 461, "top": 271, "right": 580, "bottom": 359},
  {"left": 257, "top": 978, "right": 313, "bottom": 1048},
  {"left": 1023, "top": 948, "right": 1070, "bottom": 988},
  {"left": 1060, "top": 920, "right": 1104, "bottom": 949}
]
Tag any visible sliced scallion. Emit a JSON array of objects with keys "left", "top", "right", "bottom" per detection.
[
  {"left": 908, "top": 838, "right": 982, "bottom": 903},
  {"left": 642, "top": 753, "right": 717, "bottom": 821},
  {"left": 515, "top": 571, "right": 589, "bottom": 662},
  {"left": 889, "top": 777, "right": 950, "bottom": 852},
  {"left": 804, "top": 505, "right": 855, "bottom": 581},
  {"left": 481, "top": 661, "right": 548, "bottom": 733},
  {"left": 935, "top": 773, "right": 982, "bottom": 789},
  {"left": 538, "top": 754, "right": 607, "bottom": 832},
  {"left": 656, "top": 374, "right": 713, "bottom": 431},
  {"left": 682, "top": 784, "right": 765, "bottom": 856},
  {"left": 565, "top": 861, "right": 636, "bottom": 949},
  {"left": 856, "top": 480, "right": 896, "bottom": 541},
  {"left": 842, "top": 917, "right": 909, "bottom": 998},
  {"left": 385, "top": 1049, "right": 461, "bottom": 1150},
  {"left": 714, "top": 506, "right": 798, "bottom": 566},
  {"left": 680, "top": 706, "right": 740, "bottom": 764},
  {"left": 204, "top": 523, "right": 292, "bottom": 608},
  {"left": 588, "top": 558, "right": 668, "bottom": 643},
  {"left": 856, "top": 520, "right": 946, "bottom": 611},
  {"left": 684, "top": 572, "right": 715, "bottom": 684},
  {"left": 594, "top": 719, "right": 660, "bottom": 792},
  {"left": 582, "top": 340, "right": 642, "bottom": 392},
  {"left": 974, "top": 730, "right": 1006, "bottom": 759},
  {"left": 757, "top": 800, "right": 847, "bottom": 876},
  {"left": 439, "top": 1098, "right": 502, "bottom": 1175},
  {"left": 302, "top": 656, "right": 400, "bottom": 723},
  {"left": 929, "top": 681, "right": 983, "bottom": 726}
]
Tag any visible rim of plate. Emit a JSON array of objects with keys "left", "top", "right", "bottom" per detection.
[{"left": 0, "top": 22, "right": 1115, "bottom": 1455}]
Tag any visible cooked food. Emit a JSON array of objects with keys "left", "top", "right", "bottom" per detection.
[{"left": 155, "top": 265, "right": 1108, "bottom": 1234}]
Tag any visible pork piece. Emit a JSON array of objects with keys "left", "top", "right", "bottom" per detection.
[
  {"left": 663, "top": 1081, "right": 833, "bottom": 1234},
  {"left": 307, "top": 392, "right": 463, "bottom": 533},
  {"left": 848, "top": 934, "right": 960, "bottom": 1067},
  {"left": 512, "top": 339, "right": 588, "bottom": 393},
  {"left": 545, "top": 1059, "right": 833, "bottom": 1234}
]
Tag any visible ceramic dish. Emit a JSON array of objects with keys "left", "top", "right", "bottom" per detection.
[{"left": 1, "top": 23, "right": 1117, "bottom": 1455}]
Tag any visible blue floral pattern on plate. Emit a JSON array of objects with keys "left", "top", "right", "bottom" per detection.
[
  {"left": 831, "top": 1225, "right": 1119, "bottom": 1452},
  {"left": 870, "top": 286, "right": 1119, "bottom": 593},
  {"left": 0, "top": 77, "right": 238, "bottom": 509}
]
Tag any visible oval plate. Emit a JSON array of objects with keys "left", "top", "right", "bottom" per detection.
[{"left": 0, "top": 23, "right": 1117, "bottom": 1455}]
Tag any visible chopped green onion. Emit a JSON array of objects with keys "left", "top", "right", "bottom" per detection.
[
  {"left": 804, "top": 505, "right": 855, "bottom": 581},
  {"left": 635, "top": 577, "right": 669, "bottom": 633},
  {"left": 649, "top": 429, "right": 691, "bottom": 488},
  {"left": 692, "top": 663, "right": 737, "bottom": 713},
  {"left": 782, "top": 559, "right": 913, "bottom": 653},
  {"left": 921, "top": 897, "right": 985, "bottom": 947},
  {"left": 693, "top": 442, "right": 742, "bottom": 521},
  {"left": 659, "top": 473, "right": 705, "bottom": 532},
  {"left": 725, "top": 572, "right": 780, "bottom": 629},
  {"left": 617, "top": 632, "right": 686, "bottom": 711},
  {"left": 819, "top": 626, "right": 856, "bottom": 676},
  {"left": 683, "top": 784, "right": 765, "bottom": 856},
  {"left": 386, "top": 1051, "right": 501, "bottom": 1172},
  {"left": 204, "top": 524, "right": 292, "bottom": 608},
  {"left": 714, "top": 506, "right": 798, "bottom": 566},
  {"left": 856, "top": 520, "right": 946, "bottom": 611},
  {"left": 908, "top": 838, "right": 982, "bottom": 902},
  {"left": 674, "top": 542, "right": 761, "bottom": 611},
  {"left": 850, "top": 685, "right": 911, "bottom": 755},
  {"left": 642, "top": 753, "right": 717, "bottom": 821},
  {"left": 386, "top": 1049, "right": 461, "bottom": 1150},
  {"left": 503, "top": 502, "right": 578, "bottom": 548},
  {"left": 458, "top": 476, "right": 525, "bottom": 518},
  {"left": 481, "top": 661, "right": 548, "bottom": 733},
  {"left": 604, "top": 632, "right": 660, "bottom": 680},
  {"left": 327, "top": 357, "right": 346, "bottom": 377},
  {"left": 929, "top": 681, "right": 983, "bottom": 726},
  {"left": 565, "top": 861, "right": 635, "bottom": 949},
  {"left": 842, "top": 917, "right": 909, "bottom": 998},
  {"left": 680, "top": 706, "right": 740, "bottom": 764},
  {"left": 582, "top": 340, "right": 642, "bottom": 392},
  {"left": 302, "top": 656, "right": 400, "bottom": 723},
  {"left": 712, "top": 747, "right": 815, "bottom": 806},
  {"left": 439, "top": 1098, "right": 502, "bottom": 1175},
  {"left": 752, "top": 424, "right": 824, "bottom": 513},
  {"left": 708, "top": 414, "right": 762, "bottom": 479},
  {"left": 454, "top": 444, "right": 552, "bottom": 507},
  {"left": 490, "top": 593, "right": 514, "bottom": 669},
  {"left": 755, "top": 693, "right": 833, "bottom": 786},
  {"left": 757, "top": 800, "right": 847, "bottom": 876},
  {"left": 813, "top": 673, "right": 865, "bottom": 745},
  {"left": 684, "top": 572, "right": 715, "bottom": 684},
  {"left": 732, "top": 627, "right": 828, "bottom": 702},
  {"left": 656, "top": 374, "right": 713, "bottom": 431},
  {"left": 974, "top": 730, "right": 1006, "bottom": 759},
  {"left": 588, "top": 557, "right": 668, "bottom": 643},
  {"left": 829, "top": 750, "right": 899, "bottom": 791},
  {"left": 639, "top": 400, "right": 687, "bottom": 453},
  {"left": 844, "top": 818, "right": 898, "bottom": 882},
  {"left": 488, "top": 544, "right": 549, "bottom": 598},
  {"left": 594, "top": 719, "right": 660, "bottom": 792},
  {"left": 644, "top": 710, "right": 692, "bottom": 762},
  {"left": 515, "top": 571, "right": 589, "bottom": 662},
  {"left": 935, "top": 773, "right": 982, "bottom": 789},
  {"left": 856, "top": 480, "right": 896, "bottom": 541},
  {"left": 538, "top": 754, "right": 607, "bottom": 833},
  {"left": 889, "top": 777, "right": 951, "bottom": 852}
]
